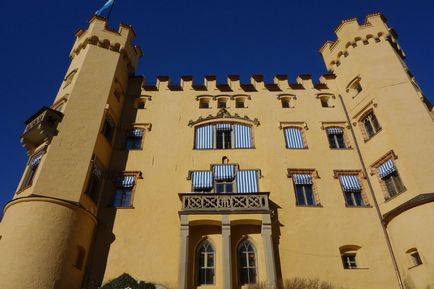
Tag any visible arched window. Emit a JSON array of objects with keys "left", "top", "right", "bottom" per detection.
[
  {"left": 195, "top": 123, "right": 253, "bottom": 149},
  {"left": 238, "top": 240, "right": 257, "bottom": 285},
  {"left": 196, "top": 240, "right": 215, "bottom": 285}
]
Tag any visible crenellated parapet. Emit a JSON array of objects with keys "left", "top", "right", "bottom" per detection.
[
  {"left": 319, "top": 13, "right": 405, "bottom": 71},
  {"left": 70, "top": 16, "right": 142, "bottom": 71},
  {"left": 141, "top": 74, "right": 334, "bottom": 92}
]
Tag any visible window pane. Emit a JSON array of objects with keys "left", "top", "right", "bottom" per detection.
[
  {"left": 225, "top": 183, "right": 233, "bottom": 193},
  {"left": 248, "top": 268, "right": 257, "bottom": 283},
  {"left": 336, "top": 134, "right": 346, "bottom": 148},
  {"left": 216, "top": 131, "right": 224, "bottom": 149},
  {"left": 240, "top": 268, "right": 248, "bottom": 284},
  {"left": 328, "top": 134, "right": 337, "bottom": 148},
  {"left": 205, "top": 269, "right": 214, "bottom": 284},
  {"left": 354, "top": 191, "right": 364, "bottom": 206},
  {"left": 392, "top": 173, "right": 405, "bottom": 193},
  {"left": 207, "top": 253, "right": 214, "bottom": 267},
  {"left": 296, "top": 185, "right": 306, "bottom": 205},
  {"left": 281, "top": 99, "right": 290, "bottom": 108},
  {"left": 304, "top": 185, "right": 315, "bottom": 205},
  {"left": 236, "top": 100, "right": 245, "bottom": 108},
  {"left": 216, "top": 184, "right": 224, "bottom": 193},
  {"left": 345, "top": 192, "right": 355, "bottom": 206},
  {"left": 364, "top": 119, "right": 374, "bottom": 137},
  {"left": 384, "top": 176, "right": 398, "bottom": 197}
]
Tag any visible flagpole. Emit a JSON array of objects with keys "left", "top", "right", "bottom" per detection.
[{"left": 106, "top": 0, "right": 117, "bottom": 22}]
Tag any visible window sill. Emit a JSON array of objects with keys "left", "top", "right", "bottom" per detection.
[
  {"left": 112, "top": 206, "right": 135, "bottom": 209},
  {"left": 195, "top": 147, "right": 256, "bottom": 150},
  {"left": 345, "top": 205, "right": 372, "bottom": 208},
  {"left": 408, "top": 264, "right": 422, "bottom": 270},
  {"left": 286, "top": 147, "right": 308, "bottom": 150},
  {"left": 363, "top": 128, "right": 382, "bottom": 143},
  {"left": 330, "top": 147, "right": 353, "bottom": 150},
  {"left": 343, "top": 267, "right": 369, "bottom": 270},
  {"left": 296, "top": 204, "right": 323, "bottom": 208}
]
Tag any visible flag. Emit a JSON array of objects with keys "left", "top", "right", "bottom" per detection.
[{"left": 95, "top": 0, "right": 114, "bottom": 16}]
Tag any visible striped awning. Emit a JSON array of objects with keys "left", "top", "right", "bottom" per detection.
[
  {"left": 216, "top": 123, "right": 232, "bottom": 130},
  {"left": 233, "top": 124, "right": 253, "bottom": 148},
  {"left": 30, "top": 153, "right": 44, "bottom": 167},
  {"left": 284, "top": 128, "right": 305, "bottom": 149},
  {"left": 326, "top": 127, "right": 343, "bottom": 134},
  {"left": 213, "top": 165, "right": 235, "bottom": 180},
  {"left": 118, "top": 175, "right": 136, "bottom": 188},
  {"left": 339, "top": 175, "right": 361, "bottom": 192},
  {"left": 128, "top": 128, "right": 144, "bottom": 137},
  {"left": 195, "top": 125, "right": 214, "bottom": 149},
  {"left": 236, "top": 170, "right": 258, "bottom": 193},
  {"left": 192, "top": 171, "right": 213, "bottom": 190},
  {"left": 378, "top": 159, "right": 396, "bottom": 178},
  {"left": 292, "top": 174, "right": 312, "bottom": 185}
]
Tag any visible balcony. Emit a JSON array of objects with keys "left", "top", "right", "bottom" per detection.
[
  {"left": 21, "top": 107, "right": 63, "bottom": 152},
  {"left": 179, "top": 192, "right": 270, "bottom": 213}
]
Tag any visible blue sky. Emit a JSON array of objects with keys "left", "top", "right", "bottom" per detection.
[{"left": 0, "top": 0, "right": 433, "bottom": 213}]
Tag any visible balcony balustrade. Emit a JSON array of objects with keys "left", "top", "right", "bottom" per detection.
[
  {"left": 179, "top": 192, "right": 270, "bottom": 213},
  {"left": 21, "top": 107, "right": 63, "bottom": 152}
]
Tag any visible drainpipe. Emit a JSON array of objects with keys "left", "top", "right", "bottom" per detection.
[{"left": 338, "top": 94, "right": 404, "bottom": 289}]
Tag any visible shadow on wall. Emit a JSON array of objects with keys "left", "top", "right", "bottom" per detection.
[{"left": 82, "top": 78, "right": 142, "bottom": 288}]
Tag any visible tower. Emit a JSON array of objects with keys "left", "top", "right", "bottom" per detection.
[
  {"left": 0, "top": 16, "right": 142, "bottom": 289},
  {"left": 320, "top": 13, "right": 434, "bottom": 289}
]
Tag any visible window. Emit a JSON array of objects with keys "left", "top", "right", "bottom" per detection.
[
  {"left": 126, "top": 128, "right": 144, "bottom": 150},
  {"left": 113, "top": 175, "right": 136, "bottom": 207},
  {"left": 102, "top": 115, "right": 115, "bottom": 143},
  {"left": 21, "top": 151, "right": 44, "bottom": 189},
  {"left": 136, "top": 100, "right": 145, "bottom": 109},
  {"left": 196, "top": 240, "right": 215, "bottom": 285},
  {"left": 217, "top": 99, "right": 227, "bottom": 108},
  {"left": 216, "top": 180, "right": 234, "bottom": 193},
  {"left": 320, "top": 97, "right": 329, "bottom": 107},
  {"left": 342, "top": 253, "right": 358, "bottom": 269},
  {"left": 346, "top": 77, "right": 362, "bottom": 98},
  {"left": 235, "top": 98, "right": 245, "bottom": 108},
  {"left": 238, "top": 240, "right": 257, "bottom": 285},
  {"left": 74, "top": 246, "right": 86, "bottom": 270},
  {"left": 191, "top": 166, "right": 259, "bottom": 193},
  {"left": 326, "top": 127, "right": 346, "bottom": 149},
  {"left": 284, "top": 127, "right": 306, "bottom": 149},
  {"left": 281, "top": 98, "right": 290, "bottom": 108},
  {"left": 85, "top": 164, "right": 103, "bottom": 203},
  {"left": 216, "top": 124, "right": 232, "bottom": 149},
  {"left": 377, "top": 159, "right": 405, "bottom": 199},
  {"left": 338, "top": 175, "right": 366, "bottom": 207},
  {"left": 292, "top": 174, "right": 316, "bottom": 206},
  {"left": 195, "top": 123, "right": 253, "bottom": 149},
  {"left": 199, "top": 98, "right": 210, "bottom": 109},
  {"left": 361, "top": 111, "right": 381, "bottom": 139},
  {"left": 407, "top": 249, "right": 422, "bottom": 267},
  {"left": 340, "top": 246, "right": 361, "bottom": 269}
]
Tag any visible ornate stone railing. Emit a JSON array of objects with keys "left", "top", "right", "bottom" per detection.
[{"left": 179, "top": 192, "right": 270, "bottom": 213}]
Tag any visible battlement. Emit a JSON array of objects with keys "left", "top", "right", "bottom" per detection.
[
  {"left": 70, "top": 16, "right": 142, "bottom": 70},
  {"left": 319, "top": 13, "right": 404, "bottom": 71},
  {"left": 140, "top": 74, "right": 335, "bottom": 92}
]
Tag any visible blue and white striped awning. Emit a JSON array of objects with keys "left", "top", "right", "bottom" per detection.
[
  {"left": 192, "top": 171, "right": 213, "bottom": 190},
  {"left": 118, "top": 175, "right": 136, "bottom": 188},
  {"left": 128, "top": 128, "right": 144, "bottom": 137},
  {"left": 339, "top": 175, "right": 361, "bottom": 192},
  {"left": 195, "top": 125, "right": 214, "bottom": 149},
  {"left": 236, "top": 170, "right": 258, "bottom": 193},
  {"left": 284, "top": 128, "right": 305, "bottom": 149},
  {"left": 213, "top": 164, "right": 235, "bottom": 181},
  {"left": 233, "top": 124, "right": 253, "bottom": 148},
  {"left": 216, "top": 123, "right": 232, "bottom": 130},
  {"left": 292, "top": 174, "right": 312, "bottom": 185},
  {"left": 30, "top": 153, "right": 44, "bottom": 167},
  {"left": 326, "top": 127, "right": 343, "bottom": 134},
  {"left": 378, "top": 159, "right": 396, "bottom": 178}
]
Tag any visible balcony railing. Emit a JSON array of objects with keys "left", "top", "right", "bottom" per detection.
[
  {"left": 179, "top": 192, "right": 270, "bottom": 213},
  {"left": 21, "top": 107, "right": 63, "bottom": 152}
]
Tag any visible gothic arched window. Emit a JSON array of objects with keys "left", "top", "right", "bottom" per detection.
[
  {"left": 196, "top": 240, "right": 215, "bottom": 285},
  {"left": 238, "top": 240, "right": 257, "bottom": 285}
]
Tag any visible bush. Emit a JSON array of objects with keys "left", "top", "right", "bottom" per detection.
[
  {"left": 247, "top": 278, "right": 350, "bottom": 289},
  {"left": 99, "top": 273, "right": 155, "bottom": 289}
]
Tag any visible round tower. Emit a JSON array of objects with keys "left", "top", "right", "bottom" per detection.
[
  {"left": 320, "top": 13, "right": 434, "bottom": 289},
  {"left": 0, "top": 16, "right": 142, "bottom": 289}
]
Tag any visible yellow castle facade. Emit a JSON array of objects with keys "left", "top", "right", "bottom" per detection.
[{"left": 0, "top": 13, "right": 433, "bottom": 289}]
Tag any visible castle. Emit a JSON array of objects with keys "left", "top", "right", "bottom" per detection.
[{"left": 0, "top": 12, "right": 433, "bottom": 289}]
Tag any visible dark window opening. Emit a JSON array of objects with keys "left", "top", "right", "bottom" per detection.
[
  {"left": 328, "top": 133, "right": 346, "bottom": 149},
  {"left": 102, "top": 116, "right": 115, "bottom": 143},
  {"left": 383, "top": 171, "right": 405, "bottom": 198},
  {"left": 362, "top": 112, "right": 381, "bottom": 138},
  {"left": 236, "top": 99, "right": 245, "bottom": 108},
  {"left": 216, "top": 129, "right": 232, "bottom": 149},
  {"left": 216, "top": 181, "right": 234, "bottom": 194},
  {"left": 295, "top": 184, "right": 315, "bottom": 206}
]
